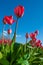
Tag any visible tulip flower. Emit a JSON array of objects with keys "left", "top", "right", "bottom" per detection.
[
  {"left": 40, "top": 45, "right": 43, "bottom": 49},
  {"left": 29, "top": 38, "right": 37, "bottom": 47},
  {"left": 0, "top": 40, "right": 2, "bottom": 44},
  {"left": 32, "top": 38, "right": 37, "bottom": 43},
  {"left": 30, "top": 38, "right": 42, "bottom": 48},
  {"left": 2, "top": 16, "right": 15, "bottom": 43},
  {"left": 3, "top": 16, "right": 15, "bottom": 44},
  {"left": 14, "top": 5, "right": 24, "bottom": 18},
  {"left": 34, "top": 30, "right": 39, "bottom": 36},
  {"left": 4, "top": 16, "right": 15, "bottom": 38},
  {"left": 12, "top": 5, "right": 24, "bottom": 43},
  {"left": 4, "top": 39, "right": 8, "bottom": 45},
  {"left": 3, "top": 18, "right": 7, "bottom": 24},
  {"left": 35, "top": 40, "right": 41, "bottom": 47},
  {"left": 30, "top": 33, "right": 36, "bottom": 39},
  {"left": 2, "top": 17, "right": 7, "bottom": 43},
  {"left": 8, "top": 29, "right": 12, "bottom": 34},
  {"left": 4, "top": 16, "right": 15, "bottom": 25},
  {"left": 29, "top": 31, "right": 43, "bottom": 48},
  {"left": 7, "top": 29, "right": 12, "bottom": 44}
]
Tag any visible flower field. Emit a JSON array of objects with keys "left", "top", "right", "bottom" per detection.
[{"left": 0, "top": 5, "right": 43, "bottom": 65}]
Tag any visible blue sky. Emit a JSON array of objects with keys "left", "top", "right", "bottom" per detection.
[{"left": 0, "top": 0, "right": 43, "bottom": 43}]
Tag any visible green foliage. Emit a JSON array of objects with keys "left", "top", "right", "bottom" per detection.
[
  {"left": 0, "top": 42, "right": 43, "bottom": 65},
  {"left": 0, "top": 52, "right": 3, "bottom": 59}
]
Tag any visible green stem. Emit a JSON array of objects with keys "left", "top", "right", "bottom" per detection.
[
  {"left": 2, "top": 24, "right": 5, "bottom": 43},
  {"left": 12, "top": 17, "right": 19, "bottom": 43},
  {"left": 10, "top": 17, "right": 19, "bottom": 64},
  {"left": 24, "top": 38, "right": 28, "bottom": 53},
  {"left": 2, "top": 24, "right": 5, "bottom": 51}
]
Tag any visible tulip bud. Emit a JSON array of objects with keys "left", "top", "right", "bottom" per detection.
[
  {"left": 8, "top": 29, "right": 12, "bottom": 34},
  {"left": 30, "top": 33, "right": 36, "bottom": 39},
  {"left": 25, "top": 33, "right": 29, "bottom": 39},
  {"left": 0, "top": 40, "right": 2, "bottom": 44},
  {"left": 32, "top": 38, "right": 37, "bottom": 43},
  {"left": 35, "top": 40, "right": 41, "bottom": 47},
  {"left": 3, "top": 18, "right": 7, "bottom": 24},
  {"left": 34, "top": 30, "right": 39, "bottom": 35}
]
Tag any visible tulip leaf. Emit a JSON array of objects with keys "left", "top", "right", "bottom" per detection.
[
  {"left": 0, "top": 52, "right": 3, "bottom": 59},
  {"left": 0, "top": 58, "right": 9, "bottom": 65},
  {"left": 17, "top": 57, "right": 29, "bottom": 65}
]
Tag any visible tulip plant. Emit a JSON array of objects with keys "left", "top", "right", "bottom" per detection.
[{"left": 0, "top": 5, "right": 43, "bottom": 65}]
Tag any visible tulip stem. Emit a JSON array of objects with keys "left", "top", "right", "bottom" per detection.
[
  {"left": 26, "top": 38, "right": 28, "bottom": 43},
  {"left": 2, "top": 24, "right": 5, "bottom": 52},
  {"left": 2, "top": 24, "right": 5, "bottom": 43},
  {"left": 24, "top": 38, "right": 28, "bottom": 53},
  {"left": 12, "top": 17, "right": 19, "bottom": 43},
  {"left": 9, "top": 25, "right": 11, "bottom": 40}
]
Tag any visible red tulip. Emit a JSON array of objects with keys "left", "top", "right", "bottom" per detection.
[
  {"left": 7, "top": 16, "right": 15, "bottom": 25},
  {"left": 8, "top": 29, "right": 12, "bottom": 34},
  {"left": 29, "top": 40, "right": 35, "bottom": 47},
  {"left": 35, "top": 40, "right": 41, "bottom": 47},
  {"left": 34, "top": 30, "right": 39, "bottom": 35},
  {"left": 4, "top": 39, "right": 8, "bottom": 44},
  {"left": 35, "top": 43, "right": 41, "bottom": 47},
  {"left": 0, "top": 40, "right": 2, "bottom": 44},
  {"left": 30, "top": 33, "right": 36, "bottom": 39},
  {"left": 3, "top": 18, "right": 7, "bottom": 24},
  {"left": 4, "top": 16, "right": 15, "bottom": 25},
  {"left": 14, "top": 5, "right": 24, "bottom": 17},
  {"left": 32, "top": 38, "right": 37, "bottom": 43},
  {"left": 9, "top": 16, "right": 13, "bottom": 19},
  {"left": 36, "top": 40, "right": 41, "bottom": 43},
  {"left": 40, "top": 45, "right": 43, "bottom": 49}
]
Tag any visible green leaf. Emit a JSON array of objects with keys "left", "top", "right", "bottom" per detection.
[
  {"left": 0, "top": 52, "right": 3, "bottom": 59},
  {"left": 17, "top": 57, "right": 23, "bottom": 64},
  {"left": 17, "top": 57, "right": 29, "bottom": 65},
  {"left": 0, "top": 58, "right": 9, "bottom": 65},
  {"left": 22, "top": 60, "right": 29, "bottom": 65}
]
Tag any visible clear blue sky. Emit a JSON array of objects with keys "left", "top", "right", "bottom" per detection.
[{"left": 0, "top": 0, "right": 43, "bottom": 43}]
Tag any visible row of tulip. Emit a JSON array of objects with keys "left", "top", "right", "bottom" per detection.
[
  {"left": 25, "top": 30, "right": 43, "bottom": 48},
  {"left": 0, "top": 5, "right": 25, "bottom": 65},
  {"left": 0, "top": 5, "right": 43, "bottom": 65},
  {"left": 1, "top": 5, "right": 24, "bottom": 44}
]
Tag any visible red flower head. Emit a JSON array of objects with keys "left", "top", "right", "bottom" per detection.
[
  {"left": 35, "top": 40, "right": 41, "bottom": 47},
  {"left": 0, "top": 40, "right": 2, "bottom": 44},
  {"left": 4, "top": 39, "right": 8, "bottom": 44},
  {"left": 8, "top": 29, "right": 12, "bottom": 34},
  {"left": 30, "top": 33, "right": 36, "bottom": 39},
  {"left": 40, "top": 45, "right": 43, "bottom": 49},
  {"left": 34, "top": 30, "right": 39, "bottom": 35},
  {"left": 32, "top": 38, "right": 37, "bottom": 43},
  {"left": 14, "top": 5, "right": 24, "bottom": 17},
  {"left": 4, "top": 16, "right": 15, "bottom": 25},
  {"left": 3, "top": 17, "right": 7, "bottom": 24}
]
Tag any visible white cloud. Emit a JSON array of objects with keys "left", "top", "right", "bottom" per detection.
[
  {"left": 13, "top": 34, "right": 22, "bottom": 38},
  {"left": 3, "top": 31, "right": 22, "bottom": 38},
  {"left": 16, "top": 35, "right": 22, "bottom": 38},
  {"left": 3, "top": 31, "right": 7, "bottom": 34},
  {"left": 3, "top": 30, "right": 8, "bottom": 36}
]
